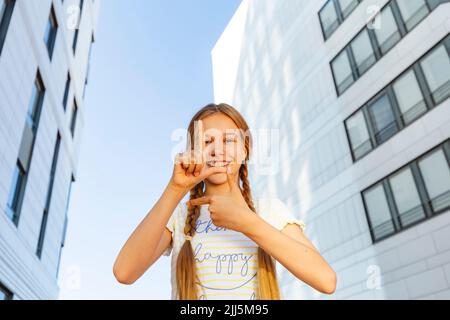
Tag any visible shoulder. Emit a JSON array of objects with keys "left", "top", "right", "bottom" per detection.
[
  {"left": 254, "top": 197, "right": 306, "bottom": 232},
  {"left": 254, "top": 197, "right": 291, "bottom": 216},
  {"left": 166, "top": 202, "right": 188, "bottom": 232}
]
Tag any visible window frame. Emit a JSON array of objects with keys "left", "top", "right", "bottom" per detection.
[
  {"left": 366, "top": 90, "right": 401, "bottom": 145},
  {"left": 331, "top": 47, "right": 356, "bottom": 95},
  {"left": 395, "top": 0, "right": 431, "bottom": 32},
  {"left": 0, "top": 0, "right": 15, "bottom": 55},
  {"left": 362, "top": 139, "right": 450, "bottom": 244},
  {"left": 418, "top": 42, "right": 450, "bottom": 106},
  {"left": 0, "top": 282, "right": 13, "bottom": 300},
  {"left": 6, "top": 70, "right": 46, "bottom": 226},
  {"left": 70, "top": 99, "right": 78, "bottom": 137},
  {"left": 6, "top": 161, "right": 26, "bottom": 224},
  {"left": 62, "top": 72, "right": 71, "bottom": 110},
  {"left": 330, "top": 0, "right": 446, "bottom": 97},
  {"left": 344, "top": 34, "right": 450, "bottom": 162},
  {"left": 319, "top": 0, "right": 362, "bottom": 41},
  {"left": 36, "top": 133, "right": 62, "bottom": 259},
  {"left": 349, "top": 28, "right": 377, "bottom": 77},
  {"left": 44, "top": 5, "right": 58, "bottom": 60}
]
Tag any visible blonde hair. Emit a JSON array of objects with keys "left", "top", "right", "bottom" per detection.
[{"left": 176, "top": 103, "right": 280, "bottom": 300}]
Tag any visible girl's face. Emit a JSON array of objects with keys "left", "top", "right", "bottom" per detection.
[{"left": 199, "top": 113, "right": 247, "bottom": 185}]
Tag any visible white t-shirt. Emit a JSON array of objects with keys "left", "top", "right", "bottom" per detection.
[{"left": 163, "top": 197, "right": 306, "bottom": 300}]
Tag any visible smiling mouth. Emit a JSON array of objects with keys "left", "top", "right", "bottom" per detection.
[{"left": 206, "top": 161, "right": 231, "bottom": 168}]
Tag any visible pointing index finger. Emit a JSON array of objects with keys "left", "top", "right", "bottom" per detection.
[
  {"left": 186, "top": 196, "right": 211, "bottom": 207},
  {"left": 227, "top": 165, "right": 239, "bottom": 193}
]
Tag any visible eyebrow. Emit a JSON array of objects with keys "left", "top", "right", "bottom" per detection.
[{"left": 204, "top": 132, "right": 238, "bottom": 138}]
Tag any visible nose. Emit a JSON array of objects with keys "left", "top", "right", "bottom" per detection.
[
  {"left": 205, "top": 139, "right": 225, "bottom": 158},
  {"left": 210, "top": 143, "right": 224, "bottom": 157}
]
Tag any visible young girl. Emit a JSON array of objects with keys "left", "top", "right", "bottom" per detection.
[{"left": 113, "top": 103, "right": 336, "bottom": 300}]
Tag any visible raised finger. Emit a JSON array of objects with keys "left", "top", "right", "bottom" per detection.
[
  {"left": 186, "top": 163, "right": 196, "bottom": 176},
  {"left": 194, "top": 119, "right": 204, "bottom": 165},
  {"left": 194, "top": 162, "right": 203, "bottom": 177}
]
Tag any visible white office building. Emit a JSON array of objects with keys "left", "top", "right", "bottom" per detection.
[
  {"left": 212, "top": 0, "right": 450, "bottom": 299},
  {"left": 0, "top": 0, "right": 100, "bottom": 299}
]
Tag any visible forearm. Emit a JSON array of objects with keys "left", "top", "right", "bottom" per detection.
[
  {"left": 113, "top": 182, "right": 186, "bottom": 282},
  {"left": 242, "top": 213, "right": 336, "bottom": 294}
]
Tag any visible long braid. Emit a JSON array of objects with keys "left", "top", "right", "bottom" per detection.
[
  {"left": 176, "top": 181, "right": 204, "bottom": 299},
  {"left": 240, "top": 163, "right": 281, "bottom": 300}
]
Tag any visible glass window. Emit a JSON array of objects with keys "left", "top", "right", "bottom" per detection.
[
  {"left": 44, "top": 6, "right": 57, "bottom": 59},
  {"left": 63, "top": 73, "right": 70, "bottom": 110},
  {"left": 6, "top": 163, "right": 25, "bottom": 221},
  {"left": 36, "top": 134, "right": 61, "bottom": 258},
  {"left": 396, "top": 0, "right": 429, "bottom": 31},
  {"left": 350, "top": 29, "right": 376, "bottom": 75},
  {"left": 373, "top": 5, "right": 401, "bottom": 54},
  {"left": 0, "top": 0, "right": 14, "bottom": 55},
  {"left": 0, "top": 0, "right": 6, "bottom": 21},
  {"left": 0, "top": 283, "right": 13, "bottom": 300},
  {"left": 420, "top": 45, "right": 450, "bottom": 104},
  {"left": 346, "top": 110, "right": 372, "bottom": 159},
  {"left": 418, "top": 148, "right": 450, "bottom": 212},
  {"left": 427, "top": 0, "right": 448, "bottom": 10},
  {"left": 389, "top": 167, "right": 425, "bottom": 227},
  {"left": 368, "top": 94, "right": 398, "bottom": 144},
  {"left": 70, "top": 100, "right": 78, "bottom": 136},
  {"left": 392, "top": 70, "right": 427, "bottom": 124},
  {"left": 72, "top": 28, "right": 79, "bottom": 53},
  {"left": 26, "top": 77, "right": 44, "bottom": 131},
  {"left": 338, "top": 0, "right": 359, "bottom": 18},
  {"left": 332, "top": 49, "right": 354, "bottom": 94},
  {"left": 320, "top": 1, "right": 339, "bottom": 39},
  {"left": 364, "top": 183, "right": 395, "bottom": 240}
]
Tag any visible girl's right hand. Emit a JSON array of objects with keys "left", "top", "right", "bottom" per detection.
[
  {"left": 169, "top": 150, "right": 227, "bottom": 193},
  {"left": 169, "top": 119, "right": 227, "bottom": 193}
]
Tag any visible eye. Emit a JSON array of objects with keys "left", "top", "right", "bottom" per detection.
[{"left": 225, "top": 138, "right": 236, "bottom": 144}]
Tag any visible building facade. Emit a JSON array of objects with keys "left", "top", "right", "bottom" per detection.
[
  {"left": 212, "top": 0, "right": 450, "bottom": 299},
  {"left": 0, "top": 0, "right": 100, "bottom": 299}
]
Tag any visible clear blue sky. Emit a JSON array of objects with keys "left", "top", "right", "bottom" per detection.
[{"left": 58, "top": 0, "right": 242, "bottom": 299}]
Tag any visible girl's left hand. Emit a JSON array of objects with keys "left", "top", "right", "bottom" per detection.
[{"left": 186, "top": 168, "right": 256, "bottom": 233}]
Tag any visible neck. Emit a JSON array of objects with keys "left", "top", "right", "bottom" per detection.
[{"left": 204, "top": 176, "right": 239, "bottom": 197}]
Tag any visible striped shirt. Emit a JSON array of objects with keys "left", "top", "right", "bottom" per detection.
[{"left": 163, "top": 197, "right": 306, "bottom": 300}]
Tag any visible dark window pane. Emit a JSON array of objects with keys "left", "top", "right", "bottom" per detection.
[
  {"left": 0, "top": 0, "right": 6, "bottom": 19},
  {"left": 368, "top": 94, "right": 398, "bottom": 144},
  {"left": 0, "top": 282, "right": 13, "bottom": 300},
  {"left": 26, "top": 76, "right": 44, "bottom": 131},
  {"left": 44, "top": 6, "right": 57, "bottom": 59},
  {"left": 63, "top": 73, "right": 70, "bottom": 110},
  {"left": 70, "top": 101, "right": 78, "bottom": 136},
  {"left": 6, "top": 163, "right": 25, "bottom": 221},
  {"left": 37, "top": 134, "right": 61, "bottom": 258},
  {"left": 0, "top": 0, "right": 15, "bottom": 55},
  {"left": 72, "top": 28, "right": 79, "bottom": 54}
]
